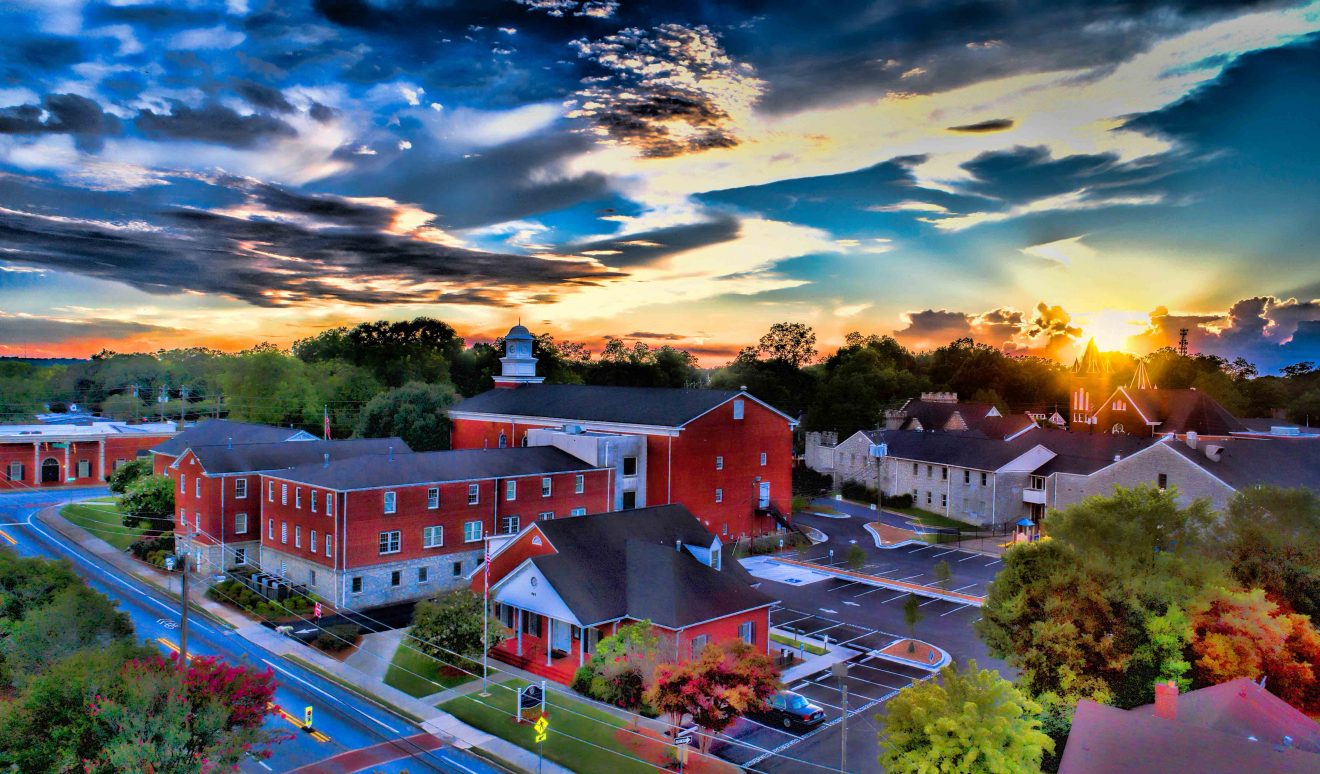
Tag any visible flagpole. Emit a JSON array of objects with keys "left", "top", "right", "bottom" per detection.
[{"left": 482, "top": 534, "right": 491, "bottom": 696}]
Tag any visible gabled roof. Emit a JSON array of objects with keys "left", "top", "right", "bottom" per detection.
[
  {"left": 1060, "top": 681, "right": 1320, "bottom": 774},
  {"left": 184, "top": 438, "right": 408, "bottom": 476},
  {"left": 897, "top": 399, "right": 1000, "bottom": 433},
  {"left": 1075, "top": 338, "right": 1108, "bottom": 375},
  {"left": 1107, "top": 388, "right": 1249, "bottom": 436},
  {"left": 526, "top": 505, "right": 775, "bottom": 628},
  {"left": 450, "top": 384, "right": 792, "bottom": 429},
  {"left": 1164, "top": 437, "right": 1320, "bottom": 494},
  {"left": 1030, "top": 430, "right": 1161, "bottom": 476},
  {"left": 152, "top": 419, "right": 315, "bottom": 456},
  {"left": 271, "top": 446, "right": 594, "bottom": 490},
  {"left": 970, "top": 414, "right": 1037, "bottom": 440},
  {"left": 861, "top": 428, "right": 1043, "bottom": 471}
]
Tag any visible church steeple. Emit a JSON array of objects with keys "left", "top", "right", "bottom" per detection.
[
  {"left": 1076, "top": 338, "right": 1108, "bottom": 376},
  {"left": 1068, "top": 338, "right": 1112, "bottom": 431},
  {"left": 492, "top": 323, "right": 545, "bottom": 388},
  {"left": 1129, "top": 359, "right": 1154, "bottom": 390}
]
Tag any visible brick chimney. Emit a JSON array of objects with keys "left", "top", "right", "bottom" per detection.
[{"left": 1154, "top": 680, "right": 1178, "bottom": 720}]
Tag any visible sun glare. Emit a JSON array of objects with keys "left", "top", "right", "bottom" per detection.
[{"left": 1082, "top": 311, "right": 1148, "bottom": 353}]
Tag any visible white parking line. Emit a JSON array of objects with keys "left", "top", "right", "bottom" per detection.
[
  {"left": 941, "top": 604, "right": 971, "bottom": 617},
  {"left": 843, "top": 601, "right": 860, "bottom": 607},
  {"left": 909, "top": 544, "right": 937, "bottom": 552},
  {"left": 932, "top": 549, "right": 959, "bottom": 558},
  {"left": 957, "top": 553, "right": 983, "bottom": 562},
  {"left": 882, "top": 593, "right": 909, "bottom": 604},
  {"left": 918, "top": 598, "right": 943, "bottom": 607},
  {"left": 849, "top": 586, "right": 887, "bottom": 599},
  {"left": 951, "top": 583, "right": 979, "bottom": 592},
  {"left": 838, "top": 672, "right": 912, "bottom": 693},
  {"left": 984, "top": 559, "right": 1002, "bottom": 566},
  {"left": 895, "top": 573, "right": 924, "bottom": 581},
  {"left": 859, "top": 665, "right": 928, "bottom": 681}
]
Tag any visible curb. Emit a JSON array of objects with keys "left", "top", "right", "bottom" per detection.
[
  {"left": 871, "top": 638, "right": 951, "bottom": 672},
  {"left": 862, "top": 522, "right": 925, "bottom": 550}
]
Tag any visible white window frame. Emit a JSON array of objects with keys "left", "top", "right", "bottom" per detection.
[
  {"left": 715, "top": 488, "right": 723, "bottom": 503},
  {"left": 195, "top": 477, "right": 201, "bottom": 498},
  {"left": 311, "top": 490, "right": 318, "bottom": 512},
  {"left": 280, "top": 522, "right": 287, "bottom": 544},
  {"left": 506, "top": 480, "right": 517, "bottom": 501},
  {"left": 732, "top": 399, "right": 744, "bottom": 420},
  {"left": 235, "top": 478, "right": 248, "bottom": 499},
  {"left": 180, "top": 473, "right": 186, "bottom": 493},
  {"left": 715, "top": 455, "right": 723, "bottom": 470},
  {"left": 574, "top": 474, "right": 584, "bottom": 494},
  {"left": 295, "top": 488, "right": 302, "bottom": 508},
  {"left": 570, "top": 507, "right": 586, "bottom": 517},
  {"left": 539, "top": 511, "right": 554, "bottom": 521},
  {"left": 500, "top": 515, "right": 520, "bottom": 535},
  {"left": 427, "top": 487, "right": 439, "bottom": 509},
  {"left": 234, "top": 512, "right": 248, "bottom": 534},
  {"left": 379, "top": 530, "right": 401, "bottom": 555},
  {"left": 281, "top": 483, "right": 288, "bottom": 505},
  {"left": 760, "top": 452, "right": 767, "bottom": 467},
  {"left": 268, "top": 481, "right": 274, "bottom": 501},
  {"left": 327, "top": 493, "right": 334, "bottom": 516},
  {"left": 326, "top": 534, "right": 332, "bottom": 558},
  {"left": 464, "top": 520, "right": 483, "bottom": 543},
  {"left": 468, "top": 483, "right": 480, "bottom": 505},
  {"left": 418, "top": 566, "right": 429, "bottom": 584},
  {"left": 423, "top": 525, "right": 444, "bottom": 548},
  {"left": 78, "top": 459, "right": 91, "bottom": 479},
  {"left": 295, "top": 525, "right": 301, "bottom": 548},
  {"left": 311, "top": 529, "right": 318, "bottom": 553},
  {"left": 739, "top": 620, "right": 755, "bottom": 644},
  {"left": 268, "top": 519, "right": 274, "bottom": 539},
  {"left": 542, "top": 477, "right": 552, "bottom": 497},
  {"left": 383, "top": 490, "right": 397, "bottom": 514}
]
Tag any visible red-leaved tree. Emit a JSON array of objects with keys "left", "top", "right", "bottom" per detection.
[
  {"left": 1190, "top": 587, "right": 1320, "bottom": 713},
  {"left": 644, "top": 638, "right": 780, "bottom": 753}
]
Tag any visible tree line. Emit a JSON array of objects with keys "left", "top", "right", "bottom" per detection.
[{"left": 5, "top": 318, "right": 1319, "bottom": 450}]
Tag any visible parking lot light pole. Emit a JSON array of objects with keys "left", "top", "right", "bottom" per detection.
[{"left": 832, "top": 661, "right": 849, "bottom": 772}]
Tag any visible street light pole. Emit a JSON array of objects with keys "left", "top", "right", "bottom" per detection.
[
  {"left": 832, "top": 661, "right": 849, "bottom": 772},
  {"left": 179, "top": 551, "right": 190, "bottom": 670}
]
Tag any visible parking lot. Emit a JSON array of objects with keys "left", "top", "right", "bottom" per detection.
[
  {"left": 797, "top": 541, "right": 1003, "bottom": 599},
  {"left": 714, "top": 606, "right": 936, "bottom": 773}
]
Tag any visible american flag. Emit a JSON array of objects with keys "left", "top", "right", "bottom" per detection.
[{"left": 323, "top": 405, "right": 331, "bottom": 440}]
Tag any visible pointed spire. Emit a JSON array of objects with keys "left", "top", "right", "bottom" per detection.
[
  {"left": 1076, "top": 338, "right": 1107, "bottom": 375},
  {"left": 1130, "top": 360, "right": 1154, "bottom": 390}
]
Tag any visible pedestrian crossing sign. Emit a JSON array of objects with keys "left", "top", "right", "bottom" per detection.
[{"left": 534, "top": 715, "right": 548, "bottom": 743}]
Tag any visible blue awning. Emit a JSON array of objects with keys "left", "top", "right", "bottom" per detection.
[{"left": 1015, "top": 518, "right": 1034, "bottom": 527}]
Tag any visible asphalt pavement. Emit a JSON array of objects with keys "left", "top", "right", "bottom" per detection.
[{"left": 0, "top": 487, "right": 499, "bottom": 774}]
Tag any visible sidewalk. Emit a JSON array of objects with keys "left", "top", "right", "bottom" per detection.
[{"left": 36, "top": 505, "right": 572, "bottom": 774}]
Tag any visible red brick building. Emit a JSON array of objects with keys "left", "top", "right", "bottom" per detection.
[
  {"left": 259, "top": 447, "right": 612, "bottom": 608},
  {"left": 449, "top": 325, "right": 797, "bottom": 540},
  {"left": 165, "top": 437, "right": 404, "bottom": 574},
  {"left": 477, "top": 504, "right": 776, "bottom": 684},
  {"left": 1, "top": 421, "right": 176, "bottom": 491}
]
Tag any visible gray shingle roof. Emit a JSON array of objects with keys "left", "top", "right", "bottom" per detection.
[
  {"left": 152, "top": 419, "right": 313, "bottom": 457},
  {"left": 1031, "top": 431, "right": 1161, "bottom": 476},
  {"left": 862, "top": 428, "right": 1042, "bottom": 471},
  {"left": 450, "top": 384, "right": 750, "bottom": 428},
  {"left": 530, "top": 505, "right": 775, "bottom": 628},
  {"left": 187, "top": 438, "right": 409, "bottom": 475},
  {"left": 272, "top": 446, "right": 595, "bottom": 490},
  {"left": 1123, "top": 388, "right": 1248, "bottom": 436},
  {"left": 1165, "top": 437, "right": 1320, "bottom": 494}
]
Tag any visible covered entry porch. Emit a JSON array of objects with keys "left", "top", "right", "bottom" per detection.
[{"left": 490, "top": 602, "right": 608, "bottom": 684}]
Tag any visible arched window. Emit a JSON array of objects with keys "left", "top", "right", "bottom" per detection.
[
  {"left": 41, "top": 457, "right": 60, "bottom": 483},
  {"left": 521, "top": 431, "right": 528, "bottom": 447},
  {"left": 498, "top": 432, "right": 507, "bottom": 449},
  {"left": 1111, "top": 423, "right": 1125, "bottom": 435}
]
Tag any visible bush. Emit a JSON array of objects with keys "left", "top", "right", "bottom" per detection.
[
  {"left": 129, "top": 533, "right": 174, "bottom": 562},
  {"left": 314, "top": 623, "right": 361, "bottom": 653},
  {"left": 107, "top": 458, "right": 152, "bottom": 494},
  {"left": 792, "top": 465, "right": 832, "bottom": 497},
  {"left": 883, "top": 492, "right": 915, "bottom": 509},
  {"left": 744, "top": 533, "right": 810, "bottom": 556},
  {"left": 841, "top": 481, "right": 879, "bottom": 503}
]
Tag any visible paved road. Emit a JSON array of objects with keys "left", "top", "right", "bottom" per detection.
[{"left": 0, "top": 488, "right": 497, "bottom": 774}]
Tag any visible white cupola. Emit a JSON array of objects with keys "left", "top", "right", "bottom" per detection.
[{"left": 493, "top": 323, "right": 545, "bottom": 388}]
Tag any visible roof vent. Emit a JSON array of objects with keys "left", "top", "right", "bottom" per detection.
[
  {"left": 675, "top": 540, "right": 681, "bottom": 552},
  {"left": 323, "top": 453, "right": 330, "bottom": 468},
  {"left": 1114, "top": 454, "right": 1121, "bottom": 463},
  {"left": 1185, "top": 431, "right": 1198, "bottom": 450},
  {"left": 227, "top": 437, "right": 232, "bottom": 449},
  {"left": 739, "top": 385, "right": 747, "bottom": 392},
  {"left": 1205, "top": 444, "right": 1224, "bottom": 462},
  {"left": 388, "top": 446, "right": 394, "bottom": 462}
]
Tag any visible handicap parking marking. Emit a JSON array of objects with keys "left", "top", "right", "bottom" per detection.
[{"left": 941, "top": 604, "right": 972, "bottom": 617}]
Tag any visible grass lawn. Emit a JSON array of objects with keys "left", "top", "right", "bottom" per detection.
[
  {"left": 441, "top": 678, "right": 682, "bottom": 774},
  {"left": 888, "top": 506, "right": 979, "bottom": 532},
  {"left": 61, "top": 499, "right": 144, "bottom": 550},
  {"left": 383, "top": 640, "right": 474, "bottom": 698},
  {"left": 770, "top": 632, "right": 828, "bottom": 655}
]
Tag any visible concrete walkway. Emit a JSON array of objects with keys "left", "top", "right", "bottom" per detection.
[
  {"left": 346, "top": 628, "right": 407, "bottom": 683},
  {"left": 37, "top": 505, "right": 574, "bottom": 774}
]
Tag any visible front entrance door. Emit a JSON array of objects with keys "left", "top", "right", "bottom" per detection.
[
  {"left": 758, "top": 481, "right": 771, "bottom": 509},
  {"left": 551, "top": 619, "right": 571, "bottom": 654},
  {"left": 41, "top": 457, "right": 60, "bottom": 483}
]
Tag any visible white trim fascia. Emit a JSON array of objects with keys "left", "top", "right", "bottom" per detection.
[
  {"left": 261, "top": 465, "right": 604, "bottom": 493},
  {"left": 448, "top": 410, "right": 682, "bottom": 437},
  {"left": 488, "top": 558, "right": 584, "bottom": 627},
  {"left": 653, "top": 602, "right": 779, "bottom": 632},
  {"left": 994, "top": 444, "right": 1057, "bottom": 475},
  {"left": 1005, "top": 423, "right": 1038, "bottom": 442},
  {"left": 679, "top": 392, "right": 798, "bottom": 429},
  {"left": 466, "top": 523, "right": 558, "bottom": 581}
]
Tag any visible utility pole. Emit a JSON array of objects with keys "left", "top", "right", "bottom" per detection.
[
  {"left": 832, "top": 661, "right": 849, "bottom": 772},
  {"left": 179, "top": 550, "right": 190, "bottom": 670}
]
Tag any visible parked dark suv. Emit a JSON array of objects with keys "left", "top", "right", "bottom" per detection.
[{"left": 757, "top": 690, "right": 826, "bottom": 730}]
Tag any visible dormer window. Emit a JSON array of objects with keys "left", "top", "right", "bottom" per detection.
[{"left": 732, "top": 399, "right": 744, "bottom": 420}]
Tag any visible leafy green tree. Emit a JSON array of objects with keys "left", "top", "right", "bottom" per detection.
[
  {"left": 934, "top": 559, "right": 953, "bottom": 591},
  {"left": 410, "top": 588, "right": 508, "bottom": 671},
  {"left": 903, "top": 593, "right": 924, "bottom": 652},
  {"left": 1287, "top": 388, "right": 1320, "bottom": 426},
  {"left": 752, "top": 322, "right": 818, "bottom": 368},
  {"left": 0, "top": 584, "right": 133, "bottom": 688},
  {"left": 1210, "top": 486, "right": 1320, "bottom": 618},
  {"left": 801, "top": 338, "right": 923, "bottom": 436},
  {"left": 293, "top": 317, "right": 463, "bottom": 388},
  {"left": 572, "top": 620, "right": 664, "bottom": 711},
  {"left": 107, "top": 457, "right": 152, "bottom": 494},
  {"left": 646, "top": 639, "right": 780, "bottom": 753},
  {"left": 119, "top": 474, "right": 176, "bottom": 531},
  {"left": 99, "top": 392, "right": 145, "bottom": 421},
  {"left": 307, "top": 359, "right": 382, "bottom": 439},
  {"left": 218, "top": 346, "right": 318, "bottom": 427},
  {"left": 847, "top": 544, "right": 866, "bottom": 571},
  {"left": 878, "top": 660, "right": 1053, "bottom": 774},
  {"left": 354, "top": 381, "right": 456, "bottom": 451}
]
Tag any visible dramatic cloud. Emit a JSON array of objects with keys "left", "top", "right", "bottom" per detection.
[
  {"left": 0, "top": 311, "right": 171, "bottom": 343},
  {"left": 568, "top": 23, "right": 763, "bottom": 157},
  {"left": 0, "top": 94, "right": 120, "bottom": 151},
  {"left": 947, "top": 118, "right": 1015, "bottom": 133},
  {"left": 135, "top": 101, "right": 299, "bottom": 149},
  {"left": 567, "top": 215, "right": 741, "bottom": 267}
]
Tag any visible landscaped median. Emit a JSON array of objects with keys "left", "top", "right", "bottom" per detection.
[{"left": 439, "top": 678, "right": 737, "bottom": 774}]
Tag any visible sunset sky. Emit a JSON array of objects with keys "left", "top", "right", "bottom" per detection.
[{"left": 1, "top": 0, "right": 1319, "bottom": 370}]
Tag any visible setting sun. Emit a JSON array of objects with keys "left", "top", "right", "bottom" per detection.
[{"left": 1081, "top": 311, "right": 1149, "bottom": 353}]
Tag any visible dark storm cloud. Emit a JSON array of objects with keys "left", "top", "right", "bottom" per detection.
[
  {"left": 233, "top": 80, "right": 295, "bottom": 113},
  {"left": 1130, "top": 299, "right": 1320, "bottom": 373},
  {"left": 893, "top": 309, "right": 974, "bottom": 347},
  {"left": 135, "top": 101, "right": 298, "bottom": 148},
  {"left": 947, "top": 118, "right": 1015, "bottom": 133},
  {"left": 308, "top": 102, "right": 338, "bottom": 123},
  {"left": 0, "top": 173, "right": 624, "bottom": 308},
  {"left": 0, "top": 313, "right": 170, "bottom": 344},
  {"left": 627, "top": 331, "right": 686, "bottom": 341},
  {"left": 568, "top": 216, "right": 741, "bottom": 267},
  {"left": 0, "top": 94, "right": 121, "bottom": 151},
  {"left": 957, "top": 145, "right": 1164, "bottom": 204}
]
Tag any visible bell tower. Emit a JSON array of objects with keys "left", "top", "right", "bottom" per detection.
[
  {"left": 493, "top": 323, "right": 545, "bottom": 388},
  {"left": 1068, "top": 338, "right": 1110, "bottom": 430}
]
